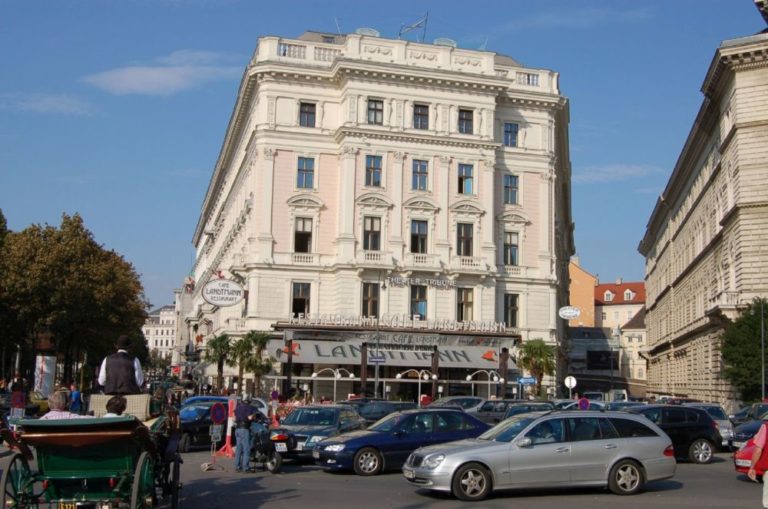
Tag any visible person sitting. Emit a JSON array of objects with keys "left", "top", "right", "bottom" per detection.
[
  {"left": 530, "top": 421, "right": 556, "bottom": 444},
  {"left": 39, "top": 391, "right": 87, "bottom": 420},
  {"left": 104, "top": 395, "right": 127, "bottom": 417}
]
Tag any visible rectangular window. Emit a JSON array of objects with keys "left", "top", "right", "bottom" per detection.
[
  {"left": 363, "top": 216, "right": 381, "bottom": 251},
  {"left": 299, "top": 102, "right": 316, "bottom": 127},
  {"left": 504, "top": 294, "right": 519, "bottom": 327},
  {"left": 365, "top": 155, "right": 382, "bottom": 187},
  {"left": 367, "top": 99, "right": 383, "bottom": 125},
  {"left": 457, "top": 288, "right": 474, "bottom": 322},
  {"left": 457, "top": 223, "right": 473, "bottom": 256},
  {"left": 296, "top": 157, "right": 314, "bottom": 189},
  {"left": 458, "top": 109, "right": 473, "bottom": 134},
  {"left": 292, "top": 282, "right": 311, "bottom": 317},
  {"left": 413, "top": 104, "right": 429, "bottom": 129},
  {"left": 362, "top": 283, "right": 380, "bottom": 318},
  {"left": 412, "top": 159, "right": 428, "bottom": 191},
  {"left": 411, "top": 285, "right": 427, "bottom": 320},
  {"left": 503, "top": 232, "right": 519, "bottom": 266},
  {"left": 503, "top": 174, "right": 519, "bottom": 204},
  {"left": 503, "top": 122, "right": 519, "bottom": 147},
  {"left": 411, "top": 220, "right": 428, "bottom": 254},
  {"left": 294, "top": 218, "right": 312, "bottom": 253},
  {"left": 601, "top": 312, "right": 607, "bottom": 321},
  {"left": 458, "top": 164, "right": 473, "bottom": 195}
]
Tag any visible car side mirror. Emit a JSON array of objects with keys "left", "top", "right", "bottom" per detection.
[{"left": 517, "top": 437, "right": 532, "bottom": 448}]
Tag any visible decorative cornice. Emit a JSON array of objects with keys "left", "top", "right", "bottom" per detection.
[{"left": 336, "top": 127, "right": 499, "bottom": 151}]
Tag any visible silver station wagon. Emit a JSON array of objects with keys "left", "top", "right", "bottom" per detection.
[{"left": 402, "top": 410, "right": 676, "bottom": 501}]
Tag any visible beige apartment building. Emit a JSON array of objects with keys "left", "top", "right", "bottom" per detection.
[
  {"left": 638, "top": 16, "right": 768, "bottom": 407},
  {"left": 567, "top": 258, "right": 597, "bottom": 327},
  {"left": 142, "top": 305, "right": 178, "bottom": 361},
  {"left": 183, "top": 29, "right": 573, "bottom": 399}
]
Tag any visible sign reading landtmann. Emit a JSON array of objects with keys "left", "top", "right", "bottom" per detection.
[{"left": 202, "top": 279, "right": 245, "bottom": 307}]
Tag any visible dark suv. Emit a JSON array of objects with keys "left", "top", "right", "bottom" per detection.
[
  {"left": 357, "top": 401, "right": 418, "bottom": 425},
  {"left": 474, "top": 399, "right": 554, "bottom": 424},
  {"left": 628, "top": 404, "right": 721, "bottom": 464}
]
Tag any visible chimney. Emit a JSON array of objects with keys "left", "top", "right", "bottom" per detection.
[
  {"left": 571, "top": 255, "right": 580, "bottom": 267},
  {"left": 616, "top": 277, "right": 623, "bottom": 285}
]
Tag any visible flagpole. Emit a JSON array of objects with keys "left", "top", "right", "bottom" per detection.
[{"left": 421, "top": 12, "right": 428, "bottom": 43}]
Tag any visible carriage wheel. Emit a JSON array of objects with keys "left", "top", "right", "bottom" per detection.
[
  {"left": 1, "top": 453, "right": 32, "bottom": 509},
  {"left": 170, "top": 452, "right": 181, "bottom": 509},
  {"left": 131, "top": 452, "right": 155, "bottom": 509}
]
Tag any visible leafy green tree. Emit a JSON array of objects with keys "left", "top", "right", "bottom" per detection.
[
  {"left": 0, "top": 209, "right": 7, "bottom": 248},
  {"left": 722, "top": 298, "right": 768, "bottom": 402},
  {"left": 0, "top": 213, "right": 147, "bottom": 383},
  {"left": 244, "top": 331, "right": 273, "bottom": 397},
  {"left": 517, "top": 339, "right": 556, "bottom": 396},
  {"left": 204, "top": 333, "right": 231, "bottom": 390}
]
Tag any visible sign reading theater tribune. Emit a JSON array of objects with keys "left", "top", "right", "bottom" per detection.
[{"left": 202, "top": 279, "right": 245, "bottom": 307}]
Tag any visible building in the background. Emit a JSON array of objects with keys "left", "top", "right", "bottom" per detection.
[
  {"left": 594, "top": 279, "right": 645, "bottom": 329},
  {"left": 638, "top": 6, "right": 768, "bottom": 407},
  {"left": 142, "top": 305, "right": 178, "bottom": 361},
  {"left": 568, "top": 257, "right": 597, "bottom": 327},
  {"left": 619, "top": 309, "right": 648, "bottom": 384},
  {"left": 183, "top": 29, "right": 573, "bottom": 400}
]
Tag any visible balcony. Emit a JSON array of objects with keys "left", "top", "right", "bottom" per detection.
[
  {"left": 499, "top": 265, "right": 528, "bottom": 277},
  {"left": 450, "top": 256, "right": 487, "bottom": 272},
  {"left": 355, "top": 251, "right": 393, "bottom": 267},
  {"left": 403, "top": 253, "right": 441, "bottom": 270}
]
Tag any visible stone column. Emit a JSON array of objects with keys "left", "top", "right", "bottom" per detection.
[
  {"left": 258, "top": 147, "right": 276, "bottom": 262},
  {"left": 337, "top": 145, "right": 358, "bottom": 261},
  {"left": 436, "top": 155, "right": 452, "bottom": 259},
  {"left": 390, "top": 152, "right": 405, "bottom": 258},
  {"left": 481, "top": 157, "right": 496, "bottom": 266}
]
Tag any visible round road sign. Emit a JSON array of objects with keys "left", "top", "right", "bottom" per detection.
[
  {"left": 210, "top": 402, "right": 227, "bottom": 424},
  {"left": 564, "top": 376, "right": 577, "bottom": 389}
]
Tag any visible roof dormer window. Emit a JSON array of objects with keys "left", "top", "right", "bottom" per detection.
[
  {"left": 604, "top": 291, "right": 614, "bottom": 302},
  {"left": 624, "top": 289, "right": 634, "bottom": 301}
]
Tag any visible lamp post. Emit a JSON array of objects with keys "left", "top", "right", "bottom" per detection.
[
  {"left": 373, "top": 271, "right": 387, "bottom": 399},
  {"left": 395, "top": 369, "right": 437, "bottom": 406},
  {"left": 466, "top": 370, "right": 504, "bottom": 399},
  {"left": 311, "top": 368, "right": 355, "bottom": 402},
  {"left": 611, "top": 326, "right": 621, "bottom": 401}
]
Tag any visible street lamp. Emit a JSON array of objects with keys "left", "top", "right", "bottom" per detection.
[
  {"left": 466, "top": 370, "right": 504, "bottom": 399},
  {"left": 311, "top": 368, "right": 355, "bottom": 402},
  {"left": 396, "top": 369, "right": 437, "bottom": 406},
  {"left": 373, "top": 271, "right": 387, "bottom": 399}
]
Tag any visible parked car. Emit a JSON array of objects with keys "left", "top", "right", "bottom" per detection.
[
  {"left": 181, "top": 395, "right": 269, "bottom": 417},
  {"left": 402, "top": 410, "right": 676, "bottom": 501},
  {"left": 730, "top": 403, "right": 768, "bottom": 426},
  {"left": 273, "top": 404, "right": 366, "bottom": 460},
  {"left": 178, "top": 399, "right": 266, "bottom": 452},
  {"left": 428, "top": 396, "right": 485, "bottom": 414},
  {"left": 501, "top": 401, "right": 556, "bottom": 421},
  {"left": 474, "top": 399, "right": 554, "bottom": 424},
  {"left": 730, "top": 418, "right": 765, "bottom": 450},
  {"left": 314, "top": 408, "right": 490, "bottom": 475},
  {"left": 733, "top": 431, "right": 768, "bottom": 478},
  {"left": 357, "top": 401, "right": 417, "bottom": 425},
  {"left": 561, "top": 401, "right": 605, "bottom": 411},
  {"left": 684, "top": 403, "right": 734, "bottom": 448},
  {"left": 627, "top": 404, "right": 721, "bottom": 463},
  {"left": 604, "top": 401, "right": 646, "bottom": 411}
]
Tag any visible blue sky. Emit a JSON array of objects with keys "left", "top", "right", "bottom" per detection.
[{"left": 1, "top": 0, "right": 764, "bottom": 308}]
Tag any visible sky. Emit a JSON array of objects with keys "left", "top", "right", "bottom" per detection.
[{"left": 1, "top": 0, "right": 765, "bottom": 309}]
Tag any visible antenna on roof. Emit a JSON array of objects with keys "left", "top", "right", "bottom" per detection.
[
  {"left": 334, "top": 17, "right": 342, "bottom": 35},
  {"left": 398, "top": 12, "right": 428, "bottom": 42}
]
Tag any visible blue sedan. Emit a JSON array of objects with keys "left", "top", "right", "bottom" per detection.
[{"left": 313, "top": 408, "right": 490, "bottom": 476}]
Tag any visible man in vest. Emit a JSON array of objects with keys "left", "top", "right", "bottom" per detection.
[{"left": 98, "top": 335, "right": 144, "bottom": 395}]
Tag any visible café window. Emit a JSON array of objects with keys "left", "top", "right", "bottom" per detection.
[
  {"left": 457, "top": 288, "right": 474, "bottom": 321},
  {"left": 411, "top": 285, "right": 427, "bottom": 320},
  {"left": 292, "top": 282, "right": 311, "bottom": 317},
  {"left": 411, "top": 220, "right": 428, "bottom": 254},
  {"left": 457, "top": 223, "right": 473, "bottom": 256},
  {"left": 294, "top": 218, "right": 312, "bottom": 253},
  {"left": 363, "top": 216, "right": 381, "bottom": 251},
  {"left": 362, "top": 283, "right": 380, "bottom": 318}
]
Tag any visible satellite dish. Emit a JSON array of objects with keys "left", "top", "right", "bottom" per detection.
[
  {"left": 433, "top": 38, "right": 457, "bottom": 48},
  {"left": 355, "top": 27, "right": 380, "bottom": 37}
]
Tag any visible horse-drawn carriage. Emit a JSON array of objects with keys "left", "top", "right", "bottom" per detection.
[{"left": 1, "top": 413, "right": 181, "bottom": 509}]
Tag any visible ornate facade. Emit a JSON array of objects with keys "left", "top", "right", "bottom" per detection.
[
  {"left": 638, "top": 26, "right": 768, "bottom": 409},
  {"left": 184, "top": 30, "right": 573, "bottom": 398}
]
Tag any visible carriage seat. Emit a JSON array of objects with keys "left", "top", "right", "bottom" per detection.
[
  {"left": 17, "top": 416, "right": 154, "bottom": 451},
  {"left": 89, "top": 393, "right": 151, "bottom": 420}
]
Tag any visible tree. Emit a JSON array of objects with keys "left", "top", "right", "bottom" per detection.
[
  {"left": 244, "top": 331, "right": 273, "bottom": 397},
  {"left": 204, "top": 333, "right": 231, "bottom": 391},
  {"left": 722, "top": 298, "right": 768, "bottom": 402},
  {"left": 517, "top": 339, "right": 556, "bottom": 396},
  {"left": 228, "top": 334, "right": 255, "bottom": 397},
  {"left": 0, "top": 213, "right": 148, "bottom": 383},
  {"left": 0, "top": 209, "right": 7, "bottom": 248}
]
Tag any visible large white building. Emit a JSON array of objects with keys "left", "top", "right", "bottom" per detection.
[
  {"left": 638, "top": 8, "right": 768, "bottom": 408},
  {"left": 142, "top": 305, "right": 178, "bottom": 361},
  {"left": 184, "top": 29, "right": 573, "bottom": 400}
]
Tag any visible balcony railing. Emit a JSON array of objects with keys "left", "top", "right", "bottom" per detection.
[
  {"left": 291, "top": 253, "right": 316, "bottom": 264},
  {"left": 451, "top": 256, "right": 486, "bottom": 272},
  {"left": 403, "top": 252, "right": 440, "bottom": 269},
  {"left": 356, "top": 251, "right": 393, "bottom": 266}
]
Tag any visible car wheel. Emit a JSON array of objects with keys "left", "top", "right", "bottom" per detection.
[
  {"left": 178, "top": 433, "right": 191, "bottom": 453},
  {"left": 608, "top": 459, "right": 643, "bottom": 495},
  {"left": 353, "top": 447, "right": 383, "bottom": 476},
  {"left": 689, "top": 438, "right": 714, "bottom": 464},
  {"left": 452, "top": 462, "right": 491, "bottom": 502}
]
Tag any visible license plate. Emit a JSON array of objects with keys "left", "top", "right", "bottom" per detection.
[
  {"left": 312, "top": 449, "right": 320, "bottom": 459},
  {"left": 275, "top": 442, "right": 287, "bottom": 452},
  {"left": 403, "top": 468, "right": 415, "bottom": 480},
  {"left": 736, "top": 459, "right": 751, "bottom": 467},
  {"left": 733, "top": 441, "right": 745, "bottom": 449}
]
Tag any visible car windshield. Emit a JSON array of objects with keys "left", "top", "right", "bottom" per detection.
[
  {"left": 368, "top": 413, "right": 408, "bottom": 432},
  {"left": 478, "top": 415, "right": 536, "bottom": 442},
  {"left": 700, "top": 406, "right": 727, "bottom": 420},
  {"left": 282, "top": 408, "right": 338, "bottom": 426},
  {"left": 179, "top": 404, "right": 210, "bottom": 420}
]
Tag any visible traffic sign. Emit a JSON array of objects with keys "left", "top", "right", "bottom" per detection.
[
  {"left": 518, "top": 376, "right": 536, "bottom": 385},
  {"left": 210, "top": 402, "right": 227, "bottom": 424},
  {"left": 369, "top": 353, "right": 387, "bottom": 364},
  {"left": 564, "top": 376, "right": 577, "bottom": 389}
]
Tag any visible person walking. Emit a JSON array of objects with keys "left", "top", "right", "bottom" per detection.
[
  {"left": 234, "top": 398, "right": 256, "bottom": 473},
  {"left": 748, "top": 419, "right": 768, "bottom": 508},
  {"left": 69, "top": 383, "right": 83, "bottom": 415},
  {"left": 97, "top": 335, "right": 144, "bottom": 395}
]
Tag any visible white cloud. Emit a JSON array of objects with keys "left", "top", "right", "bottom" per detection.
[
  {"left": 573, "top": 164, "right": 662, "bottom": 183},
  {"left": 0, "top": 93, "right": 91, "bottom": 115},
  {"left": 83, "top": 50, "right": 242, "bottom": 96}
]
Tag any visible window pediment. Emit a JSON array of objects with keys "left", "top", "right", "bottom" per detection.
[
  {"left": 449, "top": 199, "right": 485, "bottom": 216},
  {"left": 403, "top": 196, "right": 439, "bottom": 213},
  {"left": 497, "top": 210, "right": 531, "bottom": 225},
  {"left": 287, "top": 194, "right": 324, "bottom": 210},
  {"left": 356, "top": 192, "right": 394, "bottom": 209}
]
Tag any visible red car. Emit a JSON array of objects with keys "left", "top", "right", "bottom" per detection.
[{"left": 734, "top": 438, "right": 768, "bottom": 477}]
